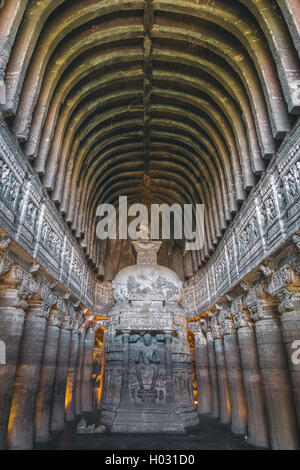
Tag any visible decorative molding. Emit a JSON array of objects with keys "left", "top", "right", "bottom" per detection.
[{"left": 0, "top": 115, "right": 97, "bottom": 308}]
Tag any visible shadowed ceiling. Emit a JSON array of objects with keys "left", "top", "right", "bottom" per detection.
[{"left": 0, "top": 0, "right": 299, "bottom": 279}]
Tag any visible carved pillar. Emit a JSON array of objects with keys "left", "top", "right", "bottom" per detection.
[
  {"left": 81, "top": 320, "right": 98, "bottom": 412},
  {"left": 75, "top": 323, "right": 86, "bottom": 415},
  {"left": 246, "top": 282, "right": 299, "bottom": 449},
  {"left": 202, "top": 318, "right": 219, "bottom": 418},
  {"left": 65, "top": 309, "right": 81, "bottom": 422},
  {"left": 34, "top": 303, "right": 62, "bottom": 443},
  {"left": 97, "top": 328, "right": 107, "bottom": 410},
  {"left": 7, "top": 281, "right": 56, "bottom": 450},
  {"left": 267, "top": 262, "right": 300, "bottom": 427},
  {"left": 165, "top": 331, "right": 175, "bottom": 405},
  {"left": 232, "top": 296, "right": 269, "bottom": 447},
  {"left": 211, "top": 311, "right": 231, "bottom": 425},
  {"left": 0, "top": 261, "right": 27, "bottom": 449},
  {"left": 219, "top": 303, "right": 247, "bottom": 435},
  {"left": 50, "top": 300, "right": 72, "bottom": 431},
  {"left": 120, "top": 331, "right": 130, "bottom": 405},
  {"left": 192, "top": 322, "right": 211, "bottom": 414}
]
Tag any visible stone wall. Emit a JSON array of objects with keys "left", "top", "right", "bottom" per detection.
[{"left": 183, "top": 118, "right": 300, "bottom": 317}]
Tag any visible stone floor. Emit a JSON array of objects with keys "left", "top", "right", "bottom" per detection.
[{"left": 34, "top": 415, "right": 258, "bottom": 450}]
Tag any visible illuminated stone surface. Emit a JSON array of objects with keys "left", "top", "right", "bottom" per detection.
[{"left": 0, "top": 1, "right": 299, "bottom": 450}]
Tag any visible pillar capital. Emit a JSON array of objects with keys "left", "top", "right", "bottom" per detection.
[
  {"left": 229, "top": 295, "right": 254, "bottom": 329},
  {"left": 200, "top": 317, "right": 214, "bottom": 344},
  {"left": 264, "top": 262, "right": 300, "bottom": 315},
  {"left": 0, "top": 251, "right": 13, "bottom": 277},
  {"left": 60, "top": 313, "right": 72, "bottom": 331},
  {"left": 26, "top": 282, "right": 58, "bottom": 319},
  {"left": 210, "top": 312, "right": 223, "bottom": 339},
  {"left": 235, "top": 305, "right": 254, "bottom": 329},
  {"left": 56, "top": 296, "right": 72, "bottom": 330},
  {"left": 277, "top": 289, "right": 300, "bottom": 314},
  {"left": 70, "top": 315, "right": 80, "bottom": 334},
  {"left": 217, "top": 303, "right": 235, "bottom": 335},
  {"left": 48, "top": 306, "right": 64, "bottom": 328},
  {"left": 189, "top": 321, "right": 207, "bottom": 345},
  {"left": 0, "top": 264, "right": 38, "bottom": 309},
  {"left": 268, "top": 263, "right": 300, "bottom": 295}
]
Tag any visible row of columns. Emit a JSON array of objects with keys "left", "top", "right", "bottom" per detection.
[
  {"left": 0, "top": 253, "right": 101, "bottom": 449},
  {"left": 191, "top": 258, "right": 300, "bottom": 449}
]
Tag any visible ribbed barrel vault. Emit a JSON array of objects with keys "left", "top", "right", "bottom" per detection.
[{"left": 0, "top": 0, "right": 299, "bottom": 277}]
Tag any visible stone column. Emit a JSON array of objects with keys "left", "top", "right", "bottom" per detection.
[
  {"left": 165, "top": 331, "right": 175, "bottom": 405},
  {"left": 267, "top": 262, "right": 300, "bottom": 427},
  {"left": 246, "top": 281, "right": 299, "bottom": 449},
  {"left": 7, "top": 280, "right": 56, "bottom": 450},
  {"left": 192, "top": 322, "right": 211, "bottom": 414},
  {"left": 50, "top": 300, "right": 72, "bottom": 431},
  {"left": 202, "top": 318, "right": 219, "bottom": 418},
  {"left": 34, "top": 303, "right": 62, "bottom": 443},
  {"left": 75, "top": 324, "right": 86, "bottom": 415},
  {"left": 233, "top": 299, "right": 269, "bottom": 448},
  {"left": 97, "top": 328, "right": 107, "bottom": 410},
  {"left": 219, "top": 303, "right": 247, "bottom": 435},
  {"left": 81, "top": 321, "right": 98, "bottom": 412},
  {"left": 211, "top": 312, "right": 231, "bottom": 425},
  {"left": 0, "top": 261, "right": 27, "bottom": 449},
  {"left": 65, "top": 310, "right": 81, "bottom": 422},
  {"left": 120, "top": 331, "right": 130, "bottom": 405}
]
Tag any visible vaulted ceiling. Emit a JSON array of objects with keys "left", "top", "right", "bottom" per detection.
[{"left": 0, "top": 0, "right": 299, "bottom": 278}]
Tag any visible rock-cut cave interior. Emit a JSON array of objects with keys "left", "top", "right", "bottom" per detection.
[{"left": 0, "top": 0, "right": 299, "bottom": 451}]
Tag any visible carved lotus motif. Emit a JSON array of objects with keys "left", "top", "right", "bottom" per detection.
[{"left": 113, "top": 264, "right": 182, "bottom": 303}]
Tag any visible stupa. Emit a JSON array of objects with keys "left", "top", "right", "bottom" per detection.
[{"left": 99, "top": 241, "right": 199, "bottom": 433}]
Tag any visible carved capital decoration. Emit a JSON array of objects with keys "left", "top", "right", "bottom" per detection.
[
  {"left": 268, "top": 263, "right": 299, "bottom": 297},
  {"left": 194, "top": 329, "right": 207, "bottom": 346},
  {"left": 266, "top": 263, "right": 300, "bottom": 314},
  {"left": 0, "top": 237, "right": 11, "bottom": 252},
  {"left": 14, "top": 267, "right": 39, "bottom": 302},
  {"left": 260, "top": 262, "right": 274, "bottom": 278},
  {"left": 61, "top": 312, "right": 72, "bottom": 330},
  {"left": 245, "top": 281, "right": 279, "bottom": 322},
  {"left": 0, "top": 253, "right": 13, "bottom": 276},
  {"left": 277, "top": 289, "right": 300, "bottom": 314},
  {"left": 210, "top": 313, "right": 223, "bottom": 339},
  {"left": 48, "top": 307, "right": 64, "bottom": 327},
  {"left": 228, "top": 294, "right": 254, "bottom": 329},
  {"left": 188, "top": 321, "right": 207, "bottom": 345}
]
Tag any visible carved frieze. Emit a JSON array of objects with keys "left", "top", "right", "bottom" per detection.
[
  {"left": 0, "top": 117, "right": 96, "bottom": 307},
  {"left": 183, "top": 123, "right": 300, "bottom": 318}
]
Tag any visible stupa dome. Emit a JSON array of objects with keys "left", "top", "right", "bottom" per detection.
[{"left": 112, "top": 241, "right": 183, "bottom": 303}]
